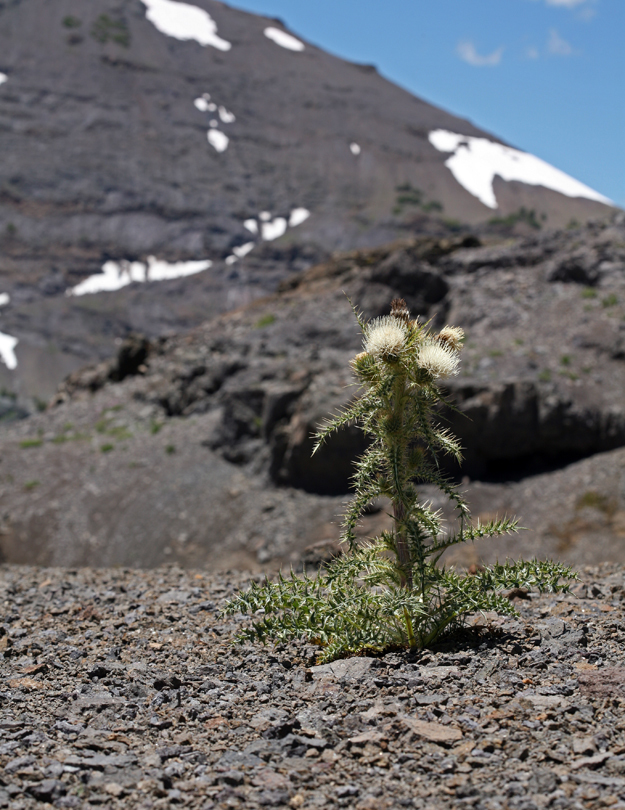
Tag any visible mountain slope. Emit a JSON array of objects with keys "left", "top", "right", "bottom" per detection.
[
  {"left": 1, "top": 215, "right": 624, "bottom": 569},
  {"left": 0, "top": 0, "right": 615, "bottom": 402}
]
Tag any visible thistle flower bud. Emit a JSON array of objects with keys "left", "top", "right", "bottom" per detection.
[
  {"left": 351, "top": 351, "right": 369, "bottom": 370},
  {"left": 438, "top": 325, "right": 464, "bottom": 352},
  {"left": 417, "top": 342, "right": 460, "bottom": 378},
  {"left": 390, "top": 298, "right": 411, "bottom": 324},
  {"left": 364, "top": 316, "right": 408, "bottom": 361}
]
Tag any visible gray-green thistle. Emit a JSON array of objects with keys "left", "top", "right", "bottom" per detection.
[{"left": 224, "top": 299, "right": 575, "bottom": 662}]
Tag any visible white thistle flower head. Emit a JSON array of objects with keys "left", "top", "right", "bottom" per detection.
[
  {"left": 364, "top": 316, "right": 408, "bottom": 361},
  {"left": 418, "top": 342, "right": 460, "bottom": 378},
  {"left": 438, "top": 325, "right": 464, "bottom": 352}
]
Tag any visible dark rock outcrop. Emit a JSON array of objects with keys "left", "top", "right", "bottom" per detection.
[
  {"left": 50, "top": 217, "right": 625, "bottom": 491},
  {"left": 1, "top": 217, "right": 625, "bottom": 567}
]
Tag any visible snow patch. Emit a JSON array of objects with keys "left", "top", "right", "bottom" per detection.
[
  {"left": 261, "top": 217, "right": 287, "bottom": 241},
  {"left": 68, "top": 260, "right": 143, "bottom": 295},
  {"left": 240, "top": 206, "right": 311, "bottom": 247},
  {"left": 289, "top": 208, "right": 310, "bottom": 227},
  {"left": 195, "top": 94, "right": 234, "bottom": 153},
  {"left": 0, "top": 332, "right": 18, "bottom": 370},
  {"left": 218, "top": 106, "right": 235, "bottom": 124},
  {"left": 146, "top": 257, "right": 211, "bottom": 281},
  {"left": 0, "top": 293, "right": 9, "bottom": 307},
  {"left": 429, "top": 129, "right": 611, "bottom": 209},
  {"left": 225, "top": 255, "right": 238, "bottom": 265},
  {"left": 67, "top": 257, "right": 211, "bottom": 296},
  {"left": 140, "top": 0, "right": 231, "bottom": 50},
  {"left": 207, "top": 129, "right": 229, "bottom": 152},
  {"left": 350, "top": 143, "right": 361, "bottom": 156},
  {"left": 264, "top": 27, "right": 304, "bottom": 52},
  {"left": 233, "top": 242, "right": 255, "bottom": 258},
  {"left": 0, "top": 73, "right": 7, "bottom": 86}
]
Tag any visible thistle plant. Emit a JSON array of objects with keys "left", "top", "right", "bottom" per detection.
[{"left": 225, "top": 299, "right": 575, "bottom": 662}]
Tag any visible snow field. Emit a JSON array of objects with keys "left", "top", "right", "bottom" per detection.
[
  {"left": 429, "top": 129, "right": 611, "bottom": 209},
  {"left": 67, "top": 258, "right": 212, "bottom": 297},
  {"left": 263, "top": 27, "right": 304, "bottom": 52},
  {"left": 261, "top": 217, "right": 287, "bottom": 241},
  {"left": 194, "top": 95, "right": 234, "bottom": 153},
  {"left": 218, "top": 106, "right": 236, "bottom": 124},
  {"left": 0, "top": 333, "right": 18, "bottom": 370},
  {"left": 288, "top": 208, "right": 311, "bottom": 227},
  {"left": 207, "top": 130, "right": 229, "bottom": 152},
  {"left": 225, "top": 208, "right": 311, "bottom": 264},
  {"left": 140, "top": 0, "right": 231, "bottom": 50},
  {"left": 0, "top": 73, "right": 7, "bottom": 86},
  {"left": 232, "top": 243, "right": 255, "bottom": 259}
]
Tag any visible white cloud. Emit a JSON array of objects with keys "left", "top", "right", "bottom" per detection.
[
  {"left": 548, "top": 28, "right": 574, "bottom": 55},
  {"left": 457, "top": 41, "right": 504, "bottom": 67},
  {"left": 577, "top": 5, "right": 597, "bottom": 20},
  {"left": 545, "top": 0, "right": 590, "bottom": 7},
  {"left": 529, "top": 0, "right": 598, "bottom": 15},
  {"left": 526, "top": 45, "right": 540, "bottom": 59}
]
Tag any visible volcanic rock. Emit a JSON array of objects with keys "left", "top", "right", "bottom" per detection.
[{"left": 0, "top": 216, "right": 624, "bottom": 568}]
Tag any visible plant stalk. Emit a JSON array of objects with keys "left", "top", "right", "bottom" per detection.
[
  {"left": 403, "top": 606, "right": 417, "bottom": 649},
  {"left": 392, "top": 372, "right": 412, "bottom": 590}
]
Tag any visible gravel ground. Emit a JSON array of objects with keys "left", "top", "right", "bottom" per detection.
[{"left": 2, "top": 563, "right": 625, "bottom": 810}]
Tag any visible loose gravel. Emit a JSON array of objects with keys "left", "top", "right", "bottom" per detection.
[{"left": 2, "top": 563, "right": 625, "bottom": 809}]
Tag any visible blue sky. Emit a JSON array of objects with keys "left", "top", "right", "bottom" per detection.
[{"left": 230, "top": 0, "right": 624, "bottom": 207}]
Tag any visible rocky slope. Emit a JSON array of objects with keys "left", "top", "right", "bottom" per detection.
[
  {"left": 0, "top": 0, "right": 616, "bottom": 402},
  {"left": 1, "top": 562, "right": 625, "bottom": 809},
  {"left": 0, "top": 216, "right": 624, "bottom": 569}
]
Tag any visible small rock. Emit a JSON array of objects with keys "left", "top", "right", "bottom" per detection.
[
  {"left": 153, "top": 674, "right": 182, "bottom": 690},
  {"left": 573, "top": 737, "right": 597, "bottom": 756},
  {"left": 578, "top": 667, "right": 625, "bottom": 698},
  {"left": 571, "top": 752, "right": 613, "bottom": 770},
  {"left": 336, "top": 785, "right": 359, "bottom": 798},
  {"left": 217, "top": 770, "right": 244, "bottom": 787},
  {"left": 400, "top": 716, "right": 462, "bottom": 743},
  {"left": 256, "top": 790, "right": 291, "bottom": 807},
  {"left": 310, "top": 658, "right": 374, "bottom": 681},
  {"left": 26, "top": 779, "right": 66, "bottom": 801},
  {"left": 349, "top": 730, "right": 388, "bottom": 745},
  {"left": 251, "top": 770, "right": 290, "bottom": 791}
]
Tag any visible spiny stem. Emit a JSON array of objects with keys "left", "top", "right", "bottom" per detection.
[
  {"left": 391, "top": 369, "right": 412, "bottom": 589},
  {"left": 403, "top": 606, "right": 417, "bottom": 649}
]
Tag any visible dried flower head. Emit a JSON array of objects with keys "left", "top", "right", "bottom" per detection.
[
  {"left": 390, "top": 298, "right": 411, "bottom": 324},
  {"left": 417, "top": 342, "right": 460, "bottom": 378},
  {"left": 364, "top": 316, "right": 408, "bottom": 360},
  {"left": 438, "top": 325, "right": 465, "bottom": 352}
]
